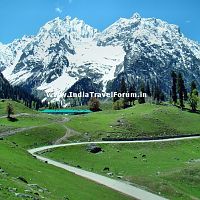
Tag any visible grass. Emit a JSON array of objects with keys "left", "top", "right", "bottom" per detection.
[
  {"left": 66, "top": 103, "right": 200, "bottom": 141},
  {"left": 6, "top": 124, "right": 66, "bottom": 148},
  {"left": 62, "top": 101, "right": 114, "bottom": 111},
  {"left": 0, "top": 140, "right": 133, "bottom": 200},
  {"left": 0, "top": 101, "right": 66, "bottom": 134},
  {"left": 0, "top": 100, "right": 36, "bottom": 115},
  {"left": 0, "top": 100, "right": 133, "bottom": 199},
  {"left": 1, "top": 100, "right": 200, "bottom": 199},
  {"left": 44, "top": 139, "right": 200, "bottom": 200}
]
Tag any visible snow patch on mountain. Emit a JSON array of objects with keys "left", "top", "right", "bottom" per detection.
[
  {"left": 36, "top": 38, "right": 125, "bottom": 100},
  {"left": 0, "top": 13, "right": 200, "bottom": 101}
]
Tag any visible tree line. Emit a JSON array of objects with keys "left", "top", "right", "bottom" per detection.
[
  {"left": 111, "top": 72, "right": 199, "bottom": 112},
  {"left": 171, "top": 71, "right": 199, "bottom": 112},
  {"left": 0, "top": 72, "right": 42, "bottom": 110}
]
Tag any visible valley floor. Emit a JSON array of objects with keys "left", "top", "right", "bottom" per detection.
[{"left": 0, "top": 100, "right": 200, "bottom": 199}]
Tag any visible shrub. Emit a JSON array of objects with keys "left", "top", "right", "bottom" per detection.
[
  {"left": 89, "top": 97, "right": 101, "bottom": 112},
  {"left": 113, "top": 100, "right": 124, "bottom": 110}
]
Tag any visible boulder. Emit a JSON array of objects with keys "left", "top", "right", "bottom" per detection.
[
  {"left": 86, "top": 144, "right": 102, "bottom": 154},
  {"left": 103, "top": 167, "right": 110, "bottom": 171},
  {"left": 15, "top": 193, "right": 33, "bottom": 198},
  {"left": 17, "top": 176, "right": 28, "bottom": 184}
]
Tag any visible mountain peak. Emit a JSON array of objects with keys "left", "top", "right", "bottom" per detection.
[
  {"left": 131, "top": 12, "right": 141, "bottom": 20},
  {"left": 38, "top": 16, "right": 99, "bottom": 40},
  {"left": 65, "top": 16, "right": 72, "bottom": 21},
  {"left": 1, "top": 14, "right": 200, "bottom": 102}
]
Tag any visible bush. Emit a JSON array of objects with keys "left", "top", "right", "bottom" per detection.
[
  {"left": 188, "top": 89, "right": 199, "bottom": 112},
  {"left": 113, "top": 100, "right": 124, "bottom": 110},
  {"left": 89, "top": 97, "right": 101, "bottom": 112},
  {"left": 6, "top": 103, "right": 14, "bottom": 118}
]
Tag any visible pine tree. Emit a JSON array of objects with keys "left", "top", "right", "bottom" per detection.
[
  {"left": 191, "top": 81, "right": 198, "bottom": 95},
  {"left": 189, "top": 89, "right": 199, "bottom": 112},
  {"left": 128, "top": 84, "right": 136, "bottom": 106},
  {"left": 184, "top": 88, "right": 188, "bottom": 101},
  {"left": 177, "top": 73, "right": 185, "bottom": 109},
  {"left": 138, "top": 82, "right": 145, "bottom": 104},
  {"left": 120, "top": 77, "right": 128, "bottom": 108},
  {"left": 171, "top": 71, "right": 177, "bottom": 104},
  {"left": 7, "top": 103, "right": 14, "bottom": 118},
  {"left": 153, "top": 84, "right": 162, "bottom": 104},
  {"left": 145, "top": 81, "right": 151, "bottom": 97},
  {"left": 120, "top": 77, "right": 127, "bottom": 94}
]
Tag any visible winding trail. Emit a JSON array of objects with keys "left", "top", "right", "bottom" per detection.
[
  {"left": 28, "top": 135, "right": 200, "bottom": 200},
  {"left": 0, "top": 126, "right": 41, "bottom": 137}
]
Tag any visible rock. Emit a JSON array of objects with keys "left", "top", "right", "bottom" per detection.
[
  {"left": 8, "top": 187, "right": 17, "bottom": 193},
  {"left": 28, "top": 184, "right": 39, "bottom": 188},
  {"left": 142, "top": 154, "right": 146, "bottom": 158},
  {"left": 34, "top": 192, "right": 40, "bottom": 196},
  {"left": 0, "top": 138, "right": 3, "bottom": 140},
  {"left": 76, "top": 165, "right": 82, "bottom": 169},
  {"left": 24, "top": 189, "right": 32, "bottom": 193},
  {"left": 86, "top": 144, "right": 102, "bottom": 154},
  {"left": 156, "top": 171, "right": 161, "bottom": 176},
  {"left": 38, "top": 189, "right": 44, "bottom": 193},
  {"left": 28, "top": 184, "right": 48, "bottom": 192},
  {"left": 107, "top": 172, "right": 113, "bottom": 176},
  {"left": 134, "top": 156, "right": 137, "bottom": 159},
  {"left": 17, "top": 176, "right": 28, "bottom": 184},
  {"left": 117, "top": 176, "right": 123, "bottom": 179},
  {"left": 103, "top": 167, "right": 110, "bottom": 171},
  {"left": 0, "top": 168, "right": 4, "bottom": 173},
  {"left": 12, "top": 142, "right": 17, "bottom": 145},
  {"left": 15, "top": 193, "right": 33, "bottom": 198}
]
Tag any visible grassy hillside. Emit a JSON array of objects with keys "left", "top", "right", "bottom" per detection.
[
  {"left": 44, "top": 139, "right": 200, "bottom": 200},
  {"left": 66, "top": 103, "right": 200, "bottom": 141},
  {"left": 1, "top": 100, "right": 200, "bottom": 199},
  {"left": 0, "top": 100, "right": 36, "bottom": 115},
  {"left": 0, "top": 140, "right": 133, "bottom": 200},
  {"left": 0, "top": 100, "right": 133, "bottom": 200}
]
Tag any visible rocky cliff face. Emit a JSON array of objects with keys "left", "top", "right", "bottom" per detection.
[{"left": 0, "top": 13, "right": 199, "bottom": 101}]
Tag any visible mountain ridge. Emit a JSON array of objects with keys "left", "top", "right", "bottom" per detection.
[{"left": 0, "top": 13, "right": 199, "bottom": 101}]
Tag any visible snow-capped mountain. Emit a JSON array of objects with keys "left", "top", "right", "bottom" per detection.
[{"left": 0, "top": 13, "right": 200, "bottom": 101}]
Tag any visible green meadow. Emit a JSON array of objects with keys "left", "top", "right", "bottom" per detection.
[
  {"left": 44, "top": 139, "right": 200, "bottom": 200},
  {"left": 0, "top": 99, "right": 200, "bottom": 200}
]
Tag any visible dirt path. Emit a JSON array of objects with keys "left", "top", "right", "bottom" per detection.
[
  {"left": 0, "top": 124, "right": 51, "bottom": 138},
  {"left": 54, "top": 118, "right": 80, "bottom": 144},
  {"left": 53, "top": 126, "right": 73, "bottom": 145},
  {"left": 0, "top": 113, "right": 32, "bottom": 119}
]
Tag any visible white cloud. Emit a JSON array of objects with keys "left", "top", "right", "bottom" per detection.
[{"left": 55, "top": 7, "right": 62, "bottom": 13}]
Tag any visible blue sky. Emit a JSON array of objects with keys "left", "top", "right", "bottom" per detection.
[{"left": 0, "top": 0, "right": 199, "bottom": 44}]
